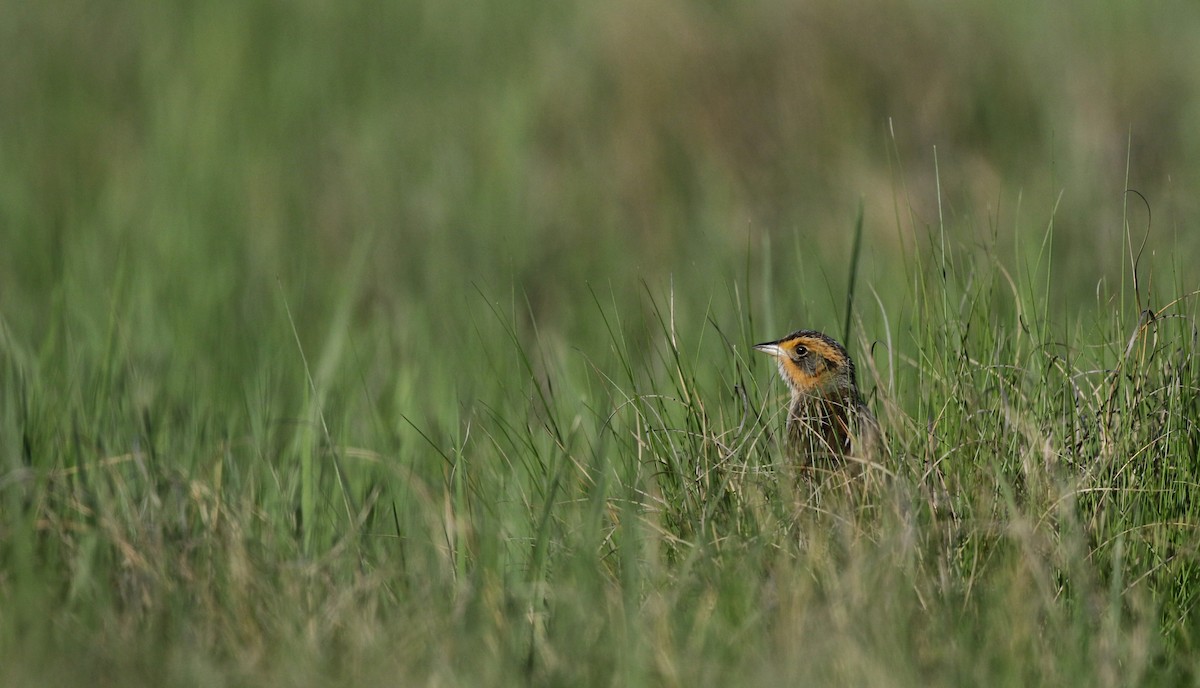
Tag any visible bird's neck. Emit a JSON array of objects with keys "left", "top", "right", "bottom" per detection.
[{"left": 789, "top": 384, "right": 859, "bottom": 409}]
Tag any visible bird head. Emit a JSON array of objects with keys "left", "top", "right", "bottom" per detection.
[{"left": 753, "top": 329, "right": 858, "bottom": 398}]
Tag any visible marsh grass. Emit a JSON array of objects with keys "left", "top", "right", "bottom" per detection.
[
  {"left": 11, "top": 221, "right": 1197, "bottom": 687},
  {"left": 4, "top": 1, "right": 1200, "bottom": 685}
]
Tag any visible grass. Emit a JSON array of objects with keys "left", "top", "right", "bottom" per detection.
[
  {"left": 2, "top": 217, "right": 1197, "bottom": 686},
  {"left": 3, "top": 0, "right": 1200, "bottom": 685}
]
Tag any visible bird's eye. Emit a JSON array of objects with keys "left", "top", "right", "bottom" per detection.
[{"left": 792, "top": 345, "right": 808, "bottom": 359}]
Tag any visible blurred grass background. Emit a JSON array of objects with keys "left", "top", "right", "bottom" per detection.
[{"left": 2, "top": 0, "right": 1200, "bottom": 685}]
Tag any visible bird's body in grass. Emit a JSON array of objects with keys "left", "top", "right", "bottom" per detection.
[{"left": 754, "top": 329, "right": 882, "bottom": 468}]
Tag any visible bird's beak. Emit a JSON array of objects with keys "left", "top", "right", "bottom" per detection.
[{"left": 753, "top": 342, "right": 786, "bottom": 357}]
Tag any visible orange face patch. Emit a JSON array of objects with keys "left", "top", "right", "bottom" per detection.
[
  {"left": 772, "top": 335, "right": 848, "bottom": 394},
  {"left": 777, "top": 357, "right": 823, "bottom": 391}
]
